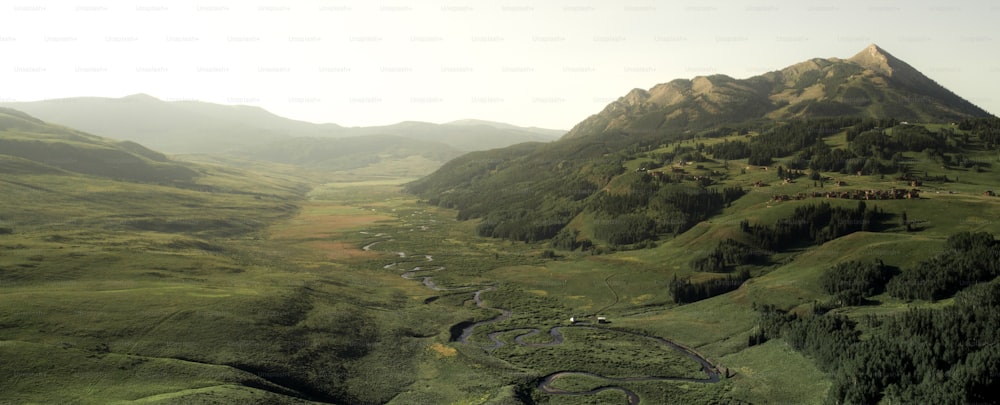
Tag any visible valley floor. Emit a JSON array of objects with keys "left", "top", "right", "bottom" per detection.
[
  {"left": 258, "top": 180, "right": 834, "bottom": 405},
  {"left": 15, "top": 173, "right": 976, "bottom": 404}
]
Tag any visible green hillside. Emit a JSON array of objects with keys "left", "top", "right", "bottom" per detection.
[
  {"left": 407, "top": 45, "right": 995, "bottom": 249},
  {"left": 403, "top": 45, "right": 1000, "bottom": 404},
  {"left": 0, "top": 108, "right": 197, "bottom": 183},
  {"left": 0, "top": 115, "right": 477, "bottom": 404}
]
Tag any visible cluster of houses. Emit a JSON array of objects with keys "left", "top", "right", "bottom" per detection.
[
  {"left": 640, "top": 169, "right": 716, "bottom": 184},
  {"left": 771, "top": 188, "right": 921, "bottom": 202}
]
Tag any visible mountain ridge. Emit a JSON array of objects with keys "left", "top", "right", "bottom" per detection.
[{"left": 562, "top": 44, "right": 989, "bottom": 141}]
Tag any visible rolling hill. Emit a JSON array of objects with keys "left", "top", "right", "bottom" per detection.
[
  {"left": 232, "top": 134, "right": 464, "bottom": 173},
  {"left": 0, "top": 107, "right": 198, "bottom": 183}
]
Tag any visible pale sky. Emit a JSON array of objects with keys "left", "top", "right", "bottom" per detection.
[{"left": 2, "top": 0, "right": 998, "bottom": 130}]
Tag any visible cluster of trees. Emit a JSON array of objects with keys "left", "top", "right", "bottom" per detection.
[
  {"left": 699, "top": 126, "right": 747, "bottom": 139},
  {"left": 588, "top": 176, "right": 745, "bottom": 247},
  {"left": 592, "top": 213, "right": 657, "bottom": 246},
  {"left": 844, "top": 117, "right": 897, "bottom": 140},
  {"left": 886, "top": 231, "right": 1000, "bottom": 301},
  {"left": 469, "top": 167, "right": 748, "bottom": 248},
  {"left": 784, "top": 312, "right": 859, "bottom": 370},
  {"left": 704, "top": 139, "right": 751, "bottom": 160},
  {"left": 475, "top": 208, "right": 576, "bottom": 242},
  {"left": 818, "top": 260, "right": 896, "bottom": 305},
  {"left": 756, "top": 280, "right": 1000, "bottom": 404},
  {"left": 749, "top": 232, "right": 1000, "bottom": 404},
  {"left": 740, "top": 201, "right": 881, "bottom": 251},
  {"left": 830, "top": 288, "right": 1000, "bottom": 404},
  {"left": 684, "top": 202, "right": 888, "bottom": 304},
  {"left": 958, "top": 117, "right": 1000, "bottom": 149},
  {"left": 703, "top": 117, "right": 988, "bottom": 177},
  {"left": 689, "top": 238, "right": 768, "bottom": 273},
  {"left": 668, "top": 269, "right": 750, "bottom": 304},
  {"left": 699, "top": 117, "right": 916, "bottom": 175},
  {"left": 800, "top": 141, "right": 857, "bottom": 172},
  {"left": 744, "top": 117, "right": 866, "bottom": 165},
  {"left": 850, "top": 125, "right": 947, "bottom": 159},
  {"left": 747, "top": 303, "right": 795, "bottom": 347},
  {"left": 550, "top": 228, "right": 593, "bottom": 251}
]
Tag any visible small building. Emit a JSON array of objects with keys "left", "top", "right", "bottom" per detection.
[{"left": 597, "top": 316, "right": 608, "bottom": 324}]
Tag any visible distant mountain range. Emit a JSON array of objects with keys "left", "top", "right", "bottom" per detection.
[
  {"left": 0, "top": 94, "right": 562, "bottom": 154},
  {"left": 0, "top": 94, "right": 562, "bottom": 175}
]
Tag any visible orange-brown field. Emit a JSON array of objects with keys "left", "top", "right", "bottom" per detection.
[
  {"left": 269, "top": 203, "right": 392, "bottom": 239},
  {"left": 267, "top": 202, "right": 395, "bottom": 261}
]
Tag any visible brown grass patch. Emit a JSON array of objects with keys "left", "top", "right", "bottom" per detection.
[
  {"left": 270, "top": 204, "right": 393, "bottom": 240},
  {"left": 303, "top": 241, "right": 377, "bottom": 260},
  {"left": 429, "top": 343, "right": 457, "bottom": 358}
]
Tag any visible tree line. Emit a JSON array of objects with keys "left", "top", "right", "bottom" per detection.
[
  {"left": 747, "top": 231, "right": 1000, "bottom": 404},
  {"left": 588, "top": 173, "right": 745, "bottom": 247},
  {"left": 886, "top": 231, "right": 1000, "bottom": 301},
  {"left": 752, "top": 275, "right": 1000, "bottom": 404},
  {"left": 689, "top": 238, "right": 768, "bottom": 273},
  {"left": 668, "top": 269, "right": 751, "bottom": 304},
  {"left": 681, "top": 201, "right": 890, "bottom": 304},
  {"left": 741, "top": 201, "right": 882, "bottom": 251}
]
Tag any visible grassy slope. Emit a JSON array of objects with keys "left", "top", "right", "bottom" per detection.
[
  {"left": 0, "top": 158, "right": 319, "bottom": 402},
  {"left": 492, "top": 123, "right": 1000, "bottom": 404},
  {"left": 364, "top": 122, "right": 998, "bottom": 405},
  {"left": 0, "top": 165, "right": 550, "bottom": 404},
  {"left": 0, "top": 144, "right": 485, "bottom": 403}
]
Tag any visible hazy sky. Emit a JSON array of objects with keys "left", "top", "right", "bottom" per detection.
[{"left": 2, "top": 0, "right": 998, "bottom": 129}]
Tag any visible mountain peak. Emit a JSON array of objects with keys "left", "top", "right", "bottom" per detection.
[
  {"left": 848, "top": 44, "right": 903, "bottom": 76},
  {"left": 560, "top": 44, "right": 988, "bottom": 140}
]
